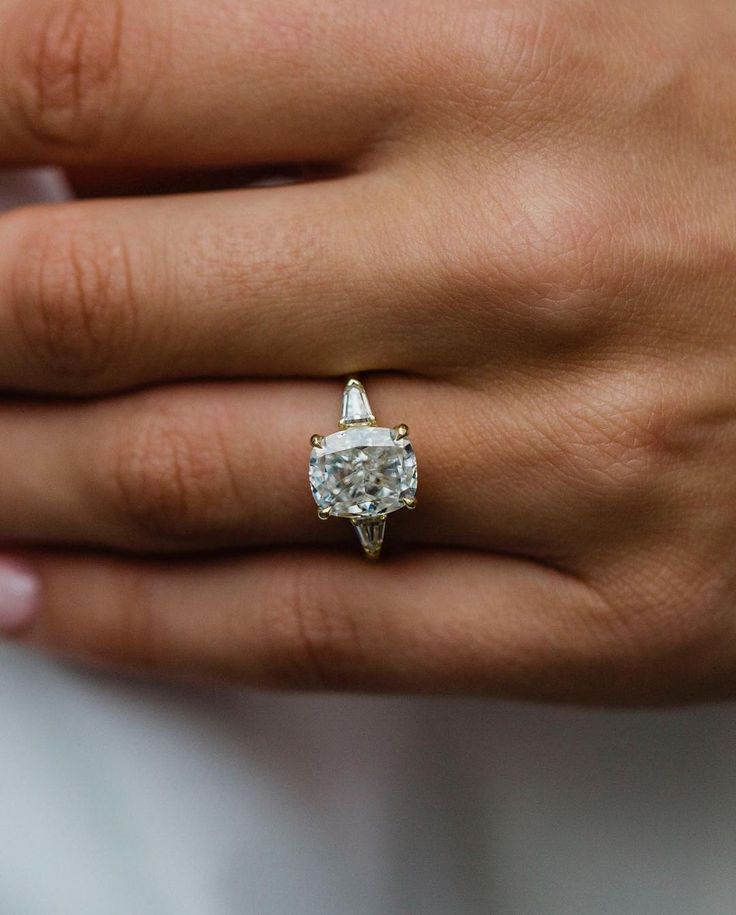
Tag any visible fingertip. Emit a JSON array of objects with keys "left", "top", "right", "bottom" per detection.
[{"left": 0, "top": 555, "right": 42, "bottom": 636}]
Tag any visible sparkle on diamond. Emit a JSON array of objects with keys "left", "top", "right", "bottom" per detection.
[{"left": 309, "top": 427, "right": 417, "bottom": 518}]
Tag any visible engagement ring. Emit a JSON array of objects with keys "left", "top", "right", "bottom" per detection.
[{"left": 308, "top": 379, "right": 418, "bottom": 559}]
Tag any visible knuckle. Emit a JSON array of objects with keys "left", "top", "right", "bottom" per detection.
[
  {"left": 9, "top": 0, "right": 128, "bottom": 149},
  {"left": 10, "top": 210, "right": 138, "bottom": 384},
  {"left": 428, "top": 174, "right": 614, "bottom": 350},
  {"left": 261, "top": 561, "right": 363, "bottom": 689},
  {"left": 522, "top": 372, "right": 671, "bottom": 516},
  {"left": 566, "top": 377, "right": 671, "bottom": 493},
  {"left": 515, "top": 181, "right": 614, "bottom": 293},
  {"left": 420, "top": 3, "right": 590, "bottom": 118},
  {"left": 109, "top": 397, "right": 244, "bottom": 545},
  {"left": 493, "top": 3, "right": 590, "bottom": 95},
  {"left": 598, "top": 551, "right": 732, "bottom": 671},
  {"left": 503, "top": 178, "right": 618, "bottom": 343}
]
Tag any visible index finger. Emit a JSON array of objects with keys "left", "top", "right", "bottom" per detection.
[{"left": 0, "top": 0, "right": 402, "bottom": 167}]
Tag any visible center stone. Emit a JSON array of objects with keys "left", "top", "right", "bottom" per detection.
[{"left": 309, "top": 427, "right": 418, "bottom": 519}]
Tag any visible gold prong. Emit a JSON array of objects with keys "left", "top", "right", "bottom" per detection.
[
  {"left": 317, "top": 507, "right": 332, "bottom": 521},
  {"left": 392, "top": 424, "right": 409, "bottom": 440},
  {"left": 402, "top": 496, "right": 418, "bottom": 510},
  {"left": 345, "top": 377, "right": 362, "bottom": 387},
  {"left": 364, "top": 548, "right": 382, "bottom": 561},
  {"left": 310, "top": 434, "right": 325, "bottom": 448}
]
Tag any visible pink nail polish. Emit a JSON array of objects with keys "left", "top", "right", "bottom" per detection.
[{"left": 0, "top": 558, "right": 41, "bottom": 634}]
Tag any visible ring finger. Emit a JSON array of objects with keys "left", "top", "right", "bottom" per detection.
[{"left": 0, "top": 374, "right": 644, "bottom": 560}]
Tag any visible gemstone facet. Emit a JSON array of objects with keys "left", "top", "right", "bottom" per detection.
[{"left": 309, "top": 426, "right": 417, "bottom": 519}]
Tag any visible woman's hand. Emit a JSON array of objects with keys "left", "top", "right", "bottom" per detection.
[{"left": 0, "top": 0, "right": 735, "bottom": 702}]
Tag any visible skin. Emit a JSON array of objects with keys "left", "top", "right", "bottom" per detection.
[{"left": 0, "top": 0, "right": 734, "bottom": 703}]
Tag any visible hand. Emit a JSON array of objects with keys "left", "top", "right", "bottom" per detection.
[{"left": 0, "top": 0, "right": 734, "bottom": 702}]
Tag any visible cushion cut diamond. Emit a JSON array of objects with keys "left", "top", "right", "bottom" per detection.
[{"left": 309, "top": 427, "right": 417, "bottom": 519}]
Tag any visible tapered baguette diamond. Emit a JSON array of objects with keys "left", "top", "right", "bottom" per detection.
[
  {"left": 352, "top": 517, "right": 387, "bottom": 559},
  {"left": 309, "top": 427, "right": 417, "bottom": 519},
  {"left": 339, "top": 379, "right": 376, "bottom": 428}
]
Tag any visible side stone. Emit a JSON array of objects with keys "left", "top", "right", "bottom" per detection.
[{"left": 339, "top": 379, "right": 376, "bottom": 428}]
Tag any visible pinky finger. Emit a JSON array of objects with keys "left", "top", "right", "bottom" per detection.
[{"left": 0, "top": 548, "right": 619, "bottom": 699}]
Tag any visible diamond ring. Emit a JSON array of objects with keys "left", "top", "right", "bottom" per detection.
[{"left": 308, "top": 378, "right": 418, "bottom": 559}]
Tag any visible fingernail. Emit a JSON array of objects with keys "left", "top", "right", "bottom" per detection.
[{"left": 0, "top": 558, "right": 41, "bottom": 634}]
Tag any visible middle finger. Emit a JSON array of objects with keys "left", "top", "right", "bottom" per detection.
[
  {"left": 0, "top": 177, "right": 495, "bottom": 395},
  {"left": 1, "top": 152, "right": 609, "bottom": 399}
]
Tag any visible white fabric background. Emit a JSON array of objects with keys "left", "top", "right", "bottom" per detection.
[{"left": 1, "top": 170, "right": 735, "bottom": 915}]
